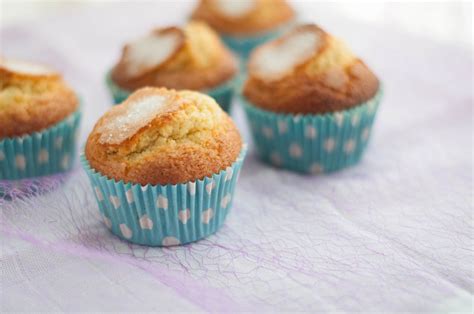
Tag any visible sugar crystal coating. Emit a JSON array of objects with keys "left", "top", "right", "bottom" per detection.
[
  {"left": 215, "top": 0, "right": 255, "bottom": 17},
  {"left": 98, "top": 95, "right": 169, "bottom": 144},
  {"left": 251, "top": 29, "right": 321, "bottom": 81},
  {"left": 125, "top": 31, "right": 181, "bottom": 77},
  {"left": 0, "top": 59, "right": 56, "bottom": 76}
]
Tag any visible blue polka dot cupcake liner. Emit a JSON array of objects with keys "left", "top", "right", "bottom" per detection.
[
  {"left": 240, "top": 89, "right": 383, "bottom": 173},
  {"left": 220, "top": 22, "right": 295, "bottom": 61},
  {"left": 105, "top": 71, "right": 238, "bottom": 113},
  {"left": 81, "top": 146, "right": 247, "bottom": 246},
  {"left": 0, "top": 109, "right": 82, "bottom": 181}
]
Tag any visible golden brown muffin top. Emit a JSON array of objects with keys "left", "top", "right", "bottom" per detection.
[
  {"left": 243, "top": 24, "right": 380, "bottom": 114},
  {"left": 85, "top": 87, "right": 242, "bottom": 185},
  {"left": 0, "top": 58, "right": 79, "bottom": 139},
  {"left": 111, "top": 21, "right": 238, "bottom": 92},
  {"left": 191, "top": 0, "right": 295, "bottom": 36}
]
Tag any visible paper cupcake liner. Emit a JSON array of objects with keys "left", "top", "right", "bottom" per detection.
[
  {"left": 220, "top": 22, "right": 295, "bottom": 61},
  {"left": 105, "top": 72, "right": 238, "bottom": 113},
  {"left": 81, "top": 147, "right": 247, "bottom": 246},
  {"left": 240, "top": 89, "right": 383, "bottom": 173},
  {"left": 0, "top": 109, "right": 82, "bottom": 180}
]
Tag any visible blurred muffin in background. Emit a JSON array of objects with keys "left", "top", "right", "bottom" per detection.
[
  {"left": 0, "top": 58, "right": 81, "bottom": 180},
  {"left": 0, "top": 58, "right": 78, "bottom": 138},
  {"left": 108, "top": 21, "right": 238, "bottom": 111},
  {"left": 240, "top": 24, "right": 382, "bottom": 173},
  {"left": 243, "top": 24, "right": 379, "bottom": 114},
  {"left": 191, "top": 0, "right": 295, "bottom": 59}
]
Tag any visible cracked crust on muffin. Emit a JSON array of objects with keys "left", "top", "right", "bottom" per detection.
[
  {"left": 243, "top": 24, "right": 380, "bottom": 114},
  {"left": 0, "top": 58, "right": 79, "bottom": 138},
  {"left": 191, "top": 0, "right": 295, "bottom": 36},
  {"left": 111, "top": 21, "right": 238, "bottom": 92},
  {"left": 85, "top": 87, "right": 242, "bottom": 185}
]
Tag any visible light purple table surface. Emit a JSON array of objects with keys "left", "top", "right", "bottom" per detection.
[{"left": 1, "top": 2, "right": 472, "bottom": 313}]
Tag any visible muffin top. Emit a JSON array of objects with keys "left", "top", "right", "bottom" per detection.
[
  {"left": 85, "top": 87, "right": 242, "bottom": 185},
  {"left": 111, "top": 21, "right": 238, "bottom": 92},
  {"left": 191, "top": 0, "right": 294, "bottom": 36},
  {"left": 0, "top": 58, "right": 78, "bottom": 139},
  {"left": 243, "top": 24, "right": 380, "bottom": 114}
]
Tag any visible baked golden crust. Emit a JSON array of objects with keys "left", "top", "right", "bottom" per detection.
[
  {"left": 191, "top": 0, "right": 294, "bottom": 36},
  {"left": 111, "top": 21, "right": 238, "bottom": 92},
  {"left": 85, "top": 87, "right": 242, "bottom": 185},
  {"left": 243, "top": 24, "right": 380, "bottom": 114},
  {"left": 0, "top": 59, "right": 79, "bottom": 138}
]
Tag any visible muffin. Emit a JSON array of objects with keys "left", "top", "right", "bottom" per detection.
[
  {"left": 107, "top": 21, "right": 238, "bottom": 112},
  {"left": 0, "top": 58, "right": 81, "bottom": 180},
  {"left": 191, "top": 0, "right": 295, "bottom": 59},
  {"left": 240, "top": 24, "right": 382, "bottom": 173},
  {"left": 82, "top": 87, "right": 247, "bottom": 246}
]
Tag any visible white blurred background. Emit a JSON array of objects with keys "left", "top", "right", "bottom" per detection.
[{"left": 1, "top": 0, "right": 472, "bottom": 49}]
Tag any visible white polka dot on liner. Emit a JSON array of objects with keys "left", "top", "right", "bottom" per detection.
[
  {"left": 293, "top": 116, "right": 302, "bottom": 123},
  {"left": 309, "top": 163, "right": 324, "bottom": 174},
  {"left": 139, "top": 215, "right": 153, "bottom": 230},
  {"left": 67, "top": 116, "right": 75, "bottom": 127},
  {"left": 38, "top": 149, "right": 49, "bottom": 163},
  {"left": 334, "top": 113, "right": 344, "bottom": 127},
  {"left": 54, "top": 137, "right": 63, "bottom": 149},
  {"left": 278, "top": 120, "right": 288, "bottom": 134},
  {"left": 61, "top": 154, "right": 70, "bottom": 170},
  {"left": 225, "top": 166, "right": 233, "bottom": 181},
  {"left": 15, "top": 154, "right": 26, "bottom": 170},
  {"left": 206, "top": 180, "right": 216, "bottom": 194},
  {"left": 125, "top": 189, "right": 134, "bottom": 203},
  {"left": 119, "top": 223, "right": 133, "bottom": 239},
  {"left": 109, "top": 196, "right": 121, "bottom": 209},
  {"left": 162, "top": 236, "right": 180, "bottom": 246},
  {"left": 178, "top": 209, "right": 191, "bottom": 224},
  {"left": 221, "top": 194, "right": 232, "bottom": 208},
  {"left": 103, "top": 215, "right": 112, "bottom": 229},
  {"left": 305, "top": 125, "right": 317, "bottom": 139},
  {"left": 361, "top": 127, "right": 370, "bottom": 141},
  {"left": 344, "top": 139, "right": 356, "bottom": 154},
  {"left": 94, "top": 187, "right": 104, "bottom": 201},
  {"left": 157, "top": 195, "right": 168, "bottom": 209},
  {"left": 367, "top": 99, "right": 377, "bottom": 114},
  {"left": 187, "top": 182, "right": 196, "bottom": 195},
  {"left": 351, "top": 114, "right": 360, "bottom": 127},
  {"left": 289, "top": 143, "right": 303, "bottom": 158},
  {"left": 261, "top": 126, "right": 273, "bottom": 139},
  {"left": 324, "top": 138, "right": 336, "bottom": 153},
  {"left": 201, "top": 208, "right": 214, "bottom": 224}
]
